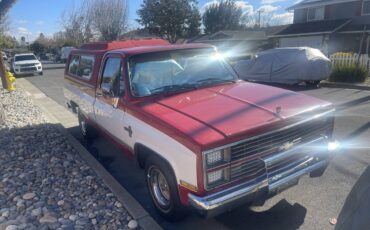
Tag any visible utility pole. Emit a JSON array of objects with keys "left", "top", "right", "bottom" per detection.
[{"left": 257, "top": 9, "right": 264, "bottom": 29}]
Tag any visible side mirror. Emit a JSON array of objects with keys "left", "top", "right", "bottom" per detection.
[{"left": 101, "top": 83, "right": 113, "bottom": 96}]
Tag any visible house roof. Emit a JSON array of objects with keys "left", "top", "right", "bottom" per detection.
[
  {"left": 271, "top": 19, "right": 351, "bottom": 37},
  {"left": 287, "top": 0, "right": 358, "bottom": 10},
  {"left": 189, "top": 30, "right": 269, "bottom": 43},
  {"left": 337, "top": 23, "right": 370, "bottom": 33}
]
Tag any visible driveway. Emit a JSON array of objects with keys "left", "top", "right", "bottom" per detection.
[{"left": 25, "top": 69, "right": 370, "bottom": 230}]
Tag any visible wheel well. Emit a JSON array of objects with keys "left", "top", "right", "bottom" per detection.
[
  {"left": 135, "top": 144, "right": 175, "bottom": 178},
  {"left": 135, "top": 143, "right": 154, "bottom": 168}
]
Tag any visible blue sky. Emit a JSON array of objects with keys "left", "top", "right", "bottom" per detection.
[{"left": 8, "top": 0, "right": 297, "bottom": 41}]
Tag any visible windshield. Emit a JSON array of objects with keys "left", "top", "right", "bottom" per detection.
[
  {"left": 128, "top": 48, "right": 237, "bottom": 97},
  {"left": 15, "top": 55, "right": 37, "bottom": 62}
]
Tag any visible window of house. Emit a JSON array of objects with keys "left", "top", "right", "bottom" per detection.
[
  {"left": 362, "top": 0, "right": 370, "bottom": 15},
  {"left": 101, "top": 58, "right": 124, "bottom": 97},
  {"left": 307, "top": 7, "right": 325, "bottom": 21},
  {"left": 67, "top": 54, "right": 95, "bottom": 80}
]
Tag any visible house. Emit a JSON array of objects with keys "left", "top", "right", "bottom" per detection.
[
  {"left": 271, "top": 0, "right": 370, "bottom": 55},
  {"left": 188, "top": 27, "right": 287, "bottom": 57}
]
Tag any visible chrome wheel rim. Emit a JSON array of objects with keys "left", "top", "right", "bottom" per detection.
[{"left": 148, "top": 167, "right": 170, "bottom": 207}]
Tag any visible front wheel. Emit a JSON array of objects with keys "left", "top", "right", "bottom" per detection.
[
  {"left": 39, "top": 71, "right": 43, "bottom": 76},
  {"left": 145, "top": 156, "right": 187, "bottom": 221}
]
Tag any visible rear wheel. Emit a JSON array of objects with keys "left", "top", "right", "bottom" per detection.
[
  {"left": 306, "top": 80, "right": 320, "bottom": 87},
  {"left": 145, "top": 156, "right": 187, "bottom": 221}
]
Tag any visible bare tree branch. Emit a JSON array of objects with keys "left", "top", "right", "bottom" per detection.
[{"left": 87, "top": 0, "right": 128, "bottom": 41}]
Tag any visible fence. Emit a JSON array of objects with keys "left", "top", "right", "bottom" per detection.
[{"left": 330, "top": 53, "right": 370, "bottom": 70}]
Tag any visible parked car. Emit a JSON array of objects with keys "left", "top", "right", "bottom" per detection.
[
  {"left": 61, "top": 46, "right": 74, "bottom": 63},
  {"left": 233, "top": 47, "right": 332, "bottom": 86},
  {"left": 11, "top": 53, "right": 43, "bottom": 76},
  {"left": 64, "top": 39, "right": 338, "bottom": 220}
]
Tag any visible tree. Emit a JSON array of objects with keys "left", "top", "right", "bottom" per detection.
[
  {"left": 60, "top": 0, "right": 128, "bottom": 44},
  {"left": 87, "top": 0, "right": 128, "bottom": 41},
  {"left": 0, "top": 35, "right": 14, "bottom": 48},
  {"left": 202, "top": 0, "right": 248, "bottom": 34},
  {"left": 60, "top": 2, "right": 92, "bottom": 46},
  {"left": 30, "top": 40, "right": 45, "bottom": 54},
  {"left": 0, "top": 0, "right": 16, "bottom": 35},
  {"left": 137, "top": 0, "right": 201, "bottom": 43}
]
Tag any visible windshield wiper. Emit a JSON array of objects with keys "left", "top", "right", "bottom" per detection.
[{"left": 150, "top": 84, "right": 198, "bottom": 95}]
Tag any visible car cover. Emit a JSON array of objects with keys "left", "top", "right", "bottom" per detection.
[{"left": 233, "top": 47, "right": 331, "bottom": 84}]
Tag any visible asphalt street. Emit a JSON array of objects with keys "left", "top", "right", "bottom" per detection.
[{"left": 24, "top": 69, "right": 370, "bottom": 230}]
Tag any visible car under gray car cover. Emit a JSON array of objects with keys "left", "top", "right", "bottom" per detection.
[{"left": 233, "top": 47, "right": 332, "bottom": 84}]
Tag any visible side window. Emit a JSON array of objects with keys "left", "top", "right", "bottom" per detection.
[
  {"left": 79, "top": 55, "right": 95, "bottom": 80},
  {"left": 101, "top": 57, "right": 124, "bottom": 97},
  {"left": 68, "top": 55, "right": 80, "bottom": 75},
  {"left": 68, "top": 55, "right": 95, "bottom": 80}
]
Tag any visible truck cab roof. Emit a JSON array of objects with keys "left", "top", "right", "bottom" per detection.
[{"left": 73, "top": 38, "right": 214, "bottom": 56}]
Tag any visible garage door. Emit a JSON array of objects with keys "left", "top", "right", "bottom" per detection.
[{"left": 279, "top": 36, "right": 323, "bottom": 49}]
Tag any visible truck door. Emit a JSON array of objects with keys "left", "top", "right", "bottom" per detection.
[{"left": 94, "top": 55, "right": 128, "bottom": 145}]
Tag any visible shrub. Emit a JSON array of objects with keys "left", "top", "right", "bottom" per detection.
[{"left": 329, "top": 63, "right": 369, "bottom": 83}]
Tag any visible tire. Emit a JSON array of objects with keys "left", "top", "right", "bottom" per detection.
[
  {"left": 145, "top": 156, "right": 187, "bottom": 221},
  {"left": 77, "top": 109, "right": 97, "bottom": 141},
  {"left": 39, "top": 71, "right": 43, "bottom": 76},
  {"left": 306, "top": 80, "right": 320, "bottom": 87}
]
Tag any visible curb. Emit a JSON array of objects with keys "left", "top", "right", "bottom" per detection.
[
  {"left": 16, "top": 78, "right": 162, "bottom": 230},
  {"left": 320, "top": 81, "right": 370, "bottom": 91},
  {"left": 336, "top": 95, "right": 370, "bottom": 111}
]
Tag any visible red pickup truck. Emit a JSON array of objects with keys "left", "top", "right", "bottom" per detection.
[{"left": 64, "top": 39, "right": 337, "bottom": 220}]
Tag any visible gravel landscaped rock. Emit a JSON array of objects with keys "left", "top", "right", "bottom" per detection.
[{"left": 0, "top": 88, "right": 136, "bottom": 229}]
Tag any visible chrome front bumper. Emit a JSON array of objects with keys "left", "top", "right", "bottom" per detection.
[{"left": 188, "top": 138, "right": 333, "bottom": 218}]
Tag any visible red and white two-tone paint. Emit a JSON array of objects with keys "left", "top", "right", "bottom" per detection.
[{"left": 64, "top": 39, "right": 338, "bottom": 220}]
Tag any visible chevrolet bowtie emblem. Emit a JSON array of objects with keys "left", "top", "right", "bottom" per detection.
[{"left": 280, "top": 141, "right": 294, "bottom": 151}]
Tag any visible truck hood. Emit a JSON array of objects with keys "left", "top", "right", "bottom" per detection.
[{"left": 140, "top": 81, "right": 332, "bottom": 148}]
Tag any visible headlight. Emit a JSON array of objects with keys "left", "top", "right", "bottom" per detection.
[
  {"left": 204, "top": 148, "right": 231, "bottom": 189},
  {"left": 205, "top": 148, "right": 230, "bottom": 167},
  {"left": 207, "top": 169, "right": 224, "bottom": 184},
  {"left": 206, "top": 150, "right": 223, "bottom": 165}
]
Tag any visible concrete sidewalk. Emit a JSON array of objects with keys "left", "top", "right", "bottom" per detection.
[{"left": 15, "top": 78, "right": 162, "bottom": 230}]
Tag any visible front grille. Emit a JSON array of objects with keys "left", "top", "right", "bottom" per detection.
[
  {"left": 204, "top": 111, "right": 334, "bottom": 190},
  {"left": 226, "top": 116, "right": 333, "bottom": 185},
  {"left": 230, "top": 117, "right": 331, "bottom": 161},
  {"left": 20, "top": 63, "right": 35, "bottom": 67},
  {"left": 20, "top": 67, "right": 37, "bottom": 72},
  {"left": 230, "top": 159, "right": 265, "bottom": 180}
]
